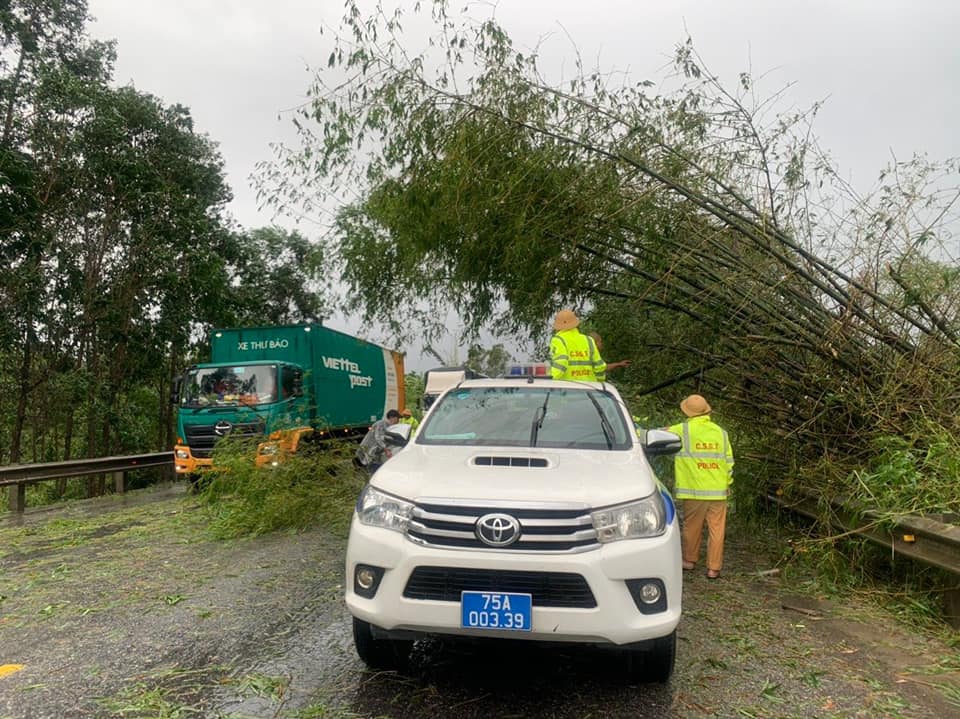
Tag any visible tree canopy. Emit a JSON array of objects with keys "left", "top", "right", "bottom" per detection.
[
  {"left": 0, "top": 0, "right": 327, "bottom": 477},
  {"left": 261, "top": 0, "right": 960, "bottom": 516}
]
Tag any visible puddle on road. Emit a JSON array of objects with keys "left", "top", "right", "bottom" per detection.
[
  {"left": 214, "top": 605, "right": 675, "bottom": 719},
  {"left": 212, "top": 602, "right": 360, "bottom": 716}
]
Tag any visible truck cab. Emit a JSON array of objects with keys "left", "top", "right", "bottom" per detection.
[{"left": 173, "top": 360, "right": 306, "bottom": 474}]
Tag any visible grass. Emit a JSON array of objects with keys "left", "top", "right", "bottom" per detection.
[
  {"left": 19, "top": 468, "right": 173, "bottom": 510},
  {"left": 232, "top": 672, "right": 289, "bottom": 701},
  {"left": 0, "top": 500, "right": 211, "bottom": 629},
  {"left": 745, "top": 509, "right": 957, "bottom": 636},
  {"left": 288, "top": 704, "right": 366, "bottom": 718},
  {"left": 759, "top": 520, "right": 960, "bottom": 714},
  {"left": 801, "top": 670, "right": 826, "bottom": 688},
  {"left": 195, "top": 439, "right": 365, "bottom": 540},
  {"left": 98, "top": 670, "right": 363, "bottom": 719},
  {"left": 98, "top": 685, "right": 197, "bottom": 718},
  {"left": 97, "top": 665, "right": 230, "bottom": 718}
]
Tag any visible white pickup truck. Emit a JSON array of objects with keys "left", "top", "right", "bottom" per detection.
[{"left": 345, "top": 374, "right": 683, "bottom": 681}]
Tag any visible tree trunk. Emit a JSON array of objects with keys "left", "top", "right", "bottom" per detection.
[
  {"left": 85, "top": 339, "right": 100, "bottom": 497},
  {"left": 162, "top": 346, "right": 180, "bottom": 449},
  {"left": 9, "top": 335, "right": 32, "bottom": 464},
  {"left": 60, "top": 407, "right": 75, "bottom": 496},
  {"left": 97, "top": 401, "right": 112, "bottom": 496}
]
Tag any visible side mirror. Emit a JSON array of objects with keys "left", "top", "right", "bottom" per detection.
[
  {"left": 643, "top": 428, "right": 682, "bottom": 457},
  {"left": 384, "top": 423, "right": 411, "bottom": 447},
  {"left": 170, "top": 376, "right": 182, "bottom": 405}
]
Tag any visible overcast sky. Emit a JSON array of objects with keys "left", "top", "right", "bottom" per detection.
[{"left": 85, "top": 0, "right": 960, "bottom": 369}]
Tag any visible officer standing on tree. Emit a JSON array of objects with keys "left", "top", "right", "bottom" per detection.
[{"left": 667, "top": 394, "right": 734, "bottom": 579}]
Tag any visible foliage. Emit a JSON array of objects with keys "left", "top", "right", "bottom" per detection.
[
  {"left": 227, "top": 226, "right": 330, "bottom": 326},
  {"left": 779, "top": 529, "right": 956, "bottom": 632},
  {"left": 851, "top": 425, "right": 960, "bottom": 517},
  {"left": 0, "top": 1, "right": 330, "bottom": 495},
  {"left": 403, "top": 371, "right": 424, "bottom": 414},
  {"left": 195, "top": 439, "right": 364, "bottom": 539},
  {"left": 465, "top": 342, "right": 511, "bottom": 377},
  {"left": 259, "top": 0, "right": 960, "bottom": 519}
]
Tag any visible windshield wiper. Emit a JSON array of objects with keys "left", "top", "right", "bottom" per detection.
[
  {"left": 529, "top": 391, "right": 551, "bottom": 447},
  {"left": 587, "top": 392, "right": 614, "bottom": 450},
  {"left": 185, "top": 404, "right": 228, "bottom": 413},
  {"left": 184, "top": 401, "right": 258, "bottom": 415}
]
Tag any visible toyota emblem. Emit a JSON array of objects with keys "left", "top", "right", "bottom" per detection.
[
  {"left": 475, "top": 513, "right": 521, "bottom": 547},
  {"left": 214, "top": 420, "right": 233, "bottom": 436}
]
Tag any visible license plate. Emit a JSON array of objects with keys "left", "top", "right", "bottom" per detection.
[{"left": 460, "top": 591, "right": 532, "bottom": 631}]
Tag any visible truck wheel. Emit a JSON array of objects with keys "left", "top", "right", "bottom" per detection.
[
  {"left": 352, "top": 617, "right": 412, "bottom": 671},
  {"left": 625, "top": 630, "right": 676, "bottom": 683}
]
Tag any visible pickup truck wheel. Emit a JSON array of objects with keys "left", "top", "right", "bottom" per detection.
[
  {"left": 625, "top": 630, "right": 676, "bottom": 683},
  {"left": 352, "top": 617, "right": 412, "bottom": 671}
]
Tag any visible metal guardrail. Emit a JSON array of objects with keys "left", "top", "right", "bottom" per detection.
[
  {"left": 767, "top": 489, "right": 960, "bottom": 575},
  {"left": 1, "top": 452, "right": 175, "bottom": 513},
  {"left": 768, "top": 488, "right": 960, "bottom": 628}
]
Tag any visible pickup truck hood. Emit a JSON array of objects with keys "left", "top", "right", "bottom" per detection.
[{"left": 371, "top": 444, "right": 660, "bottom": 508}]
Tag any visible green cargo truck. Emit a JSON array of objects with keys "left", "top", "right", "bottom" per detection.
[{"left": 172, "top": 324, "right": 405, "bottom": 473}]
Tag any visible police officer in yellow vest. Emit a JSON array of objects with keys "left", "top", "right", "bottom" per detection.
[
  {"left": 667, "top": 394, "right": 734, "bottom": 579},
  {"left": 549, "top": 310, "right": 606, "bottom": 381},
  {"left": 398, "top": 408, "right": 419, "bottom": 435}
]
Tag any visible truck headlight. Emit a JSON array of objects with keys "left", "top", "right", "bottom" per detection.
[
  {"left": 592, "top": 494, "right": 666, "bottom": 542},
  {"left": 258, "top": 442, "right": 279, "bottom": 456},
  {"left": 356, "top": 485, "right": 414, "bottom": 533},
  {"left": 175, "top": 449, "right": 190, "bottom": 459}
]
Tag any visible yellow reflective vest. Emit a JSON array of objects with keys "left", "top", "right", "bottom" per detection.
[
  {"left": 667, "top": 415, "right": 734, "bottom": 500},
  {"left": 549, "top": 329, "right": 606, "bottom": 381}
]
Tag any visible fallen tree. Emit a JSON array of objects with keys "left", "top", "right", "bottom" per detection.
[{"left": 260, "top": 1, "right": 960, "bottom": 520}]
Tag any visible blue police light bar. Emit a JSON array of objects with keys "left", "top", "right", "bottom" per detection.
[{"left": 506, "top": 362, "right": 549, "bottom": 377}]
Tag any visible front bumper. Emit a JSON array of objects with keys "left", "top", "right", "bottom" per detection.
[
  {"left": 345, "top": 516, "right": 682, "bottom": 646},
  {"left": 173, "top": 446, "right": 212, "bottom": 474}
]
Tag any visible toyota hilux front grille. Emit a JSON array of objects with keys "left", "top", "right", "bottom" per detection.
[
  {"left": 407, "top": 499, "right": 600, "bottom": 553},
  {"left": 403, "top": 566, "right": 597, "bottom": 607}
]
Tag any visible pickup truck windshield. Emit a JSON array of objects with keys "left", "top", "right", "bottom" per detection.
[
  {"left": 418, "top": 386, "right": 632, "bottom": 450},
  {"left": 181, "top": 365, "right": 279, "bottom": 407}
]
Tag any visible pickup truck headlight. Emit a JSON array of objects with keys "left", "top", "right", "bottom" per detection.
[
  {"left": 356, "top": 485, "right": 414, "bottom": 533},
  {"left": 592, "top": 494, "right": 666, "bottom": 542}
]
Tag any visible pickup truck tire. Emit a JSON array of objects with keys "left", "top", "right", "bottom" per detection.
[
  {"left": 352, "top": 617, "right": 413, "bottom": 671},
  {"left": 625, "top": 630, "right": 676, "bottom": 683}
]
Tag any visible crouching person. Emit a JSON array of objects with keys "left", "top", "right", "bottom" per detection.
[{"left": 354, "top": 409, "right": 401, "bottom": 474}]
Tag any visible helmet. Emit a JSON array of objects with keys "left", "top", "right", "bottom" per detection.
[
  {"left": 553, "top": 309, "right": 580, "bottom": 331},
  {"left": 680, "top": 394, "right": 711, "bottom": 418}
]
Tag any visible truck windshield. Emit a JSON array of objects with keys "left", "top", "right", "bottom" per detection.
[
  {"left": 181, "top": 365, "right": 279, "bottom": 407},
  {"left": 418, "top": 386, "right": 632, "bottom": 450}
]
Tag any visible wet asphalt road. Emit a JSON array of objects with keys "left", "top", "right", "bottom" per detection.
[
  {"left": 1, "top": 484, "right": 957, "bottom": 718},
  {"left": 225, "top": 601, "right": 674, "bottom": 719}
]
